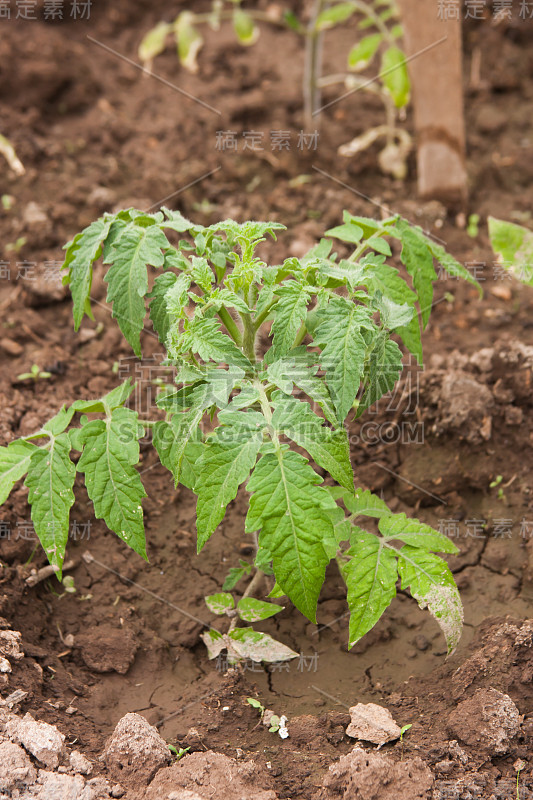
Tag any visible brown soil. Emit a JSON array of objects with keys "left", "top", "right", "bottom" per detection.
[{"left": 1, "top": 3, "right": 533, "bottom": 798}]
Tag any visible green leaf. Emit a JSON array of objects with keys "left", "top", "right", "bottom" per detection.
[
  {"left": 175, "top": 11, "right": 203, "bottom": 72},
  {"left": 265, "top": 349, "right": 338, "bottom": 425},
  {"left": 195, "top": 413, "right": 263, "bottom": 550},
  {"left": 348, "top": 33, "right": 383, "bottom": 70},
  {"left": 42, "top": 406, "right": 76, "bottom": 436},
  {"left": 271, "top": 394, "right": 353, "bottom": 491},
  {"left": 0, "top": 440, "right": 38, "bottom": 505},
  {"left": 341, "top": 529, "right": 398, "bottom": 646},
  {"left": 223, "top": 560, "right": 252, "bottom": 591},
  {"left": 359, "top": 257, "right": 421, "bottom": 361},
  {"left": 237, "top": 598, "right": 282, "bottom": 622},
  {"left": 318, "top": 259, "right": 366, "bottom": 292},
  {"left": 332, "top": 487, "right": 391, "bottom": 519},
  {"left": 325, "top": 222, "right": 364, "bottom": 244},
  {"left": 268, "top": 282, "right": 310, "bottom": 361},
  {"left": 397, "top": 545, "right": 463, "bottom": 654},
  {"left": 379, "top": 513, "right": 459, "bottom": 554},
  {"left": 70, "top": 379, "right": 135, "bottom": 416},
  {"left": 228, "top": 627, "right": 298, "bottom": 662},
  {"left": 178, "top": 317, "right": 251, "bottom": 370},
  {"left": 246, "top": 450, "right": 333, "bottom": 621},
  {"left": 488, "top": 217, "right": 533, "bottom": 285},
  {"left": 316, "top": 2, "right": 357, "bottom": 29},
  {"left": 138, "top": 21, "right": 171, "bottom": 64},
  {"left": 191, "top": 257, "right": 213, "bottom": 292},
  {"left": 380, "top": 46, "right": 410, "bottom": 108},
  {"left": 426, "top": 237, "right": 481, "bottom": 292},
  {"left": 160, "top": 207, "right": 195, "bottom": 234},
  {"left": 233, "top": 8, "right": 259, "bottom": 44},
  {"left": 153, "top": 404, "right": 208, "bottom": 488},
  {"left": 395, "top": 219, "right": 437, "bottom": 328},
  {"left": 63, "top": 217, "right": 112, "bottom": 330},
  {"left": 313, "top": 296, "right": 372, "bottom": 422},
  {"left": 148, "top": 272, "right": 178, "bottom": 344},
  {"left": 104, "top": 225, "right": 169, "bottom": 356},
  {"left": 375, "top": 295, "right": 414, "bottom": 330},
  {"left": 77, "top": 407, "right": 147, "bottom": 559},
  {"left": 205, "top": 592, "right": 234, "bottom": 614},
  {"left": 25, "top": 434, "right": 76, "bottom": 576},
  {"left": 357, "top": 332, "right": 403, "bottom": 416}
]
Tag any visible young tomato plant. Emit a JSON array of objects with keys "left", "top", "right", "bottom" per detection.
[
  {"left": 0, "top": 209, "right": 479, "bottom": 658},
  {"left": 138, "top": 0, "right": 410, "bottom": 176}
]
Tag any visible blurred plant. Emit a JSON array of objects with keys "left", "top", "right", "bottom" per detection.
[
  {"left": 138, "top": 0, "right": 411, "bottom": 177},
  {"left": 17, "top": 364, "right": 52, "bottom": 382},
  {"left": 0, "top": 133, "right": 25, "bottom": 176}
]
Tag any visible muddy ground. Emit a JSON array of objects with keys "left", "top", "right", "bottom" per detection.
[{"left": 1, "top": 2, "right": 533, "bottom": 798}]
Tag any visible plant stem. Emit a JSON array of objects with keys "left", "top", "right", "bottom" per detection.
[
  {"left": 292, "top": 322, "right": 307, "bottom": 348},
  {"left": 242, "top": 314, "right": 256, "bottom": 363},
  {"left": 254, "top": 298, "right": 277, "bottom": 331},
  {"left": 218, "top": 306, "right": 243, "bottom": 346},
  {"left": 303, "top": 0, "right": 326, "bottom": 129}
]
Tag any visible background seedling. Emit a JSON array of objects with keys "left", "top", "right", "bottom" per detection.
[
  {"left": 0, "top": 208, "right": 481, "bottom": 657},
  {"left": 139, "top": 0, "right": 411, "bottom": 176},
  {"left": 17, "top": 365, "right": 52, "bottom": 382}
]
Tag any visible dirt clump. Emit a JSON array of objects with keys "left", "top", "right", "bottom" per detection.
[
  {"left": 315, "top": 746, "right": 434, "bottom": 800},
  {"left": 76, "top": 624, "right": 139, "bottom": 674},
  {"left": 144, "top": 750, "right": 277, "bottom": 800},
  {"left": 102, "top": 712, "right": 172, "bottom": 788}
]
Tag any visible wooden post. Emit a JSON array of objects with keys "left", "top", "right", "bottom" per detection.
[{"left": 396, "top": 1, "right": 467, "bottom": 204}]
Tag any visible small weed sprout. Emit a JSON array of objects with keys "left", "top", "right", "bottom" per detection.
[{"left": 16, "top": 365, "right": 52, "bottom": 382}]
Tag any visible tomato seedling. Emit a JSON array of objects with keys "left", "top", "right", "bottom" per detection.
[{"left": 0, "top": 208, "right": 480, "bottom": 656}]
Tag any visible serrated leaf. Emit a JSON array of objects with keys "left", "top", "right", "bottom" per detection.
[
  {"left": 246, "top": 450, "right": 333, "bottom": 621},
  {"left": 397, "top": 545, "right": 463, "bottom": 654},
  {"left": 375, "top": 295, "right": 414, "bottom": 330},
  {"left": 314, "top": 296, "right": 372, "bottom": 422},
  {"left": 316, "top": 2, "right": 357, "bottom": 29},
  {"left": 359, "top": 257, "right": 421, "bottom": 361},
  {"left": 205, "top": 592, "right": 234, "bottom": 614},
  {"left": 191, "top": 257, "right": 213, "bottom": 292},
  {"left": 357, "top": 332, "right": 403, "bottom": 416},
  {"left": 153, "top": 404, "right": 207, "bottom": 488},
  {"left": 77, "top": 407, "right": 147, "bottom": 559},
  {"left": 195, "top": 412, "right": 264, "bottom": 550},
  {"left": 318, "top": 259, "right": 366, "bottom": 292},
  {"left": 268, "top": 281, "right": 310, "bottom": 361},
  {"left": 266, "top": 348, "right": 338, "bottom": 425},
  {"left": 104, "top": 225, "right": 169, "bottom": 356},
  {"left": 395, "top": 219, "right": 437, "bottom": 328},
  {"left": 379, "top": 513, "right": 458, "bottom": 553},
  {"left": 178, "top": 316, "right": 251, "bottom": 370},
  {"left": 237, "top": 598, "right": 282, "bottom": 622},
  {"left": 325, "top": 222, "right": 364, "bottom": 244},
  {"left": 340, "top": 487, "right": 390, "bottom": 518},
  {"left": 426, "top": 237, "right": 481, "bottom": 293},
  {"left": 228, "top": 627, "right": 298, "bottom": 662},
  {"left": 380, "top": 46, "right": 410, "bottom": 108},
  {"left": 25, "top": 433, "right": 75, "bottom": 576},
  {"left": 148, "top": 272, "right": 178, "bottom": 344},
  {"left": 160, "top": 207, "right": 194, "bottom": 234},
  {"left": 43, "top": 406, "right": 76, "bottom": 436},
  {"left": 348, "top": 33, "right": 382, "bottom": 70},
  {"left": 70, "top": 379, "right": 135, "bottom": 416},
  {"left": 341, "top": 529, "right": 398, "bottom": 646},
  {"left": 0, "top": 440, "right": 38, "bottom": 505},
  {"left": 271, "top": 393, "right": 353, "bottom": 491},
  {"left": 63, "top": 216, "right": 113, "bottom": 330},
  {"left": 223, "top": 560, "right": 252, "bottom": 591},
  {"left": 489, "top": 216, "right": 533, "bottom": 286}
]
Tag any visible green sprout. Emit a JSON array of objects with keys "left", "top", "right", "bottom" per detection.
[{"left": 17, "top": 364, "right": 52, "bottom": 382}]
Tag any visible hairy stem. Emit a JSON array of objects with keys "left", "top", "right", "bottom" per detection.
[
  {"left": 253, "top": 298, "right": 277, "bottom": 331},
  {"left": 242, "top": 313, "right": 256, "bottom": 363},
  {"left": 218, "top": 306, "right": 243, "bottom": 346}
]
